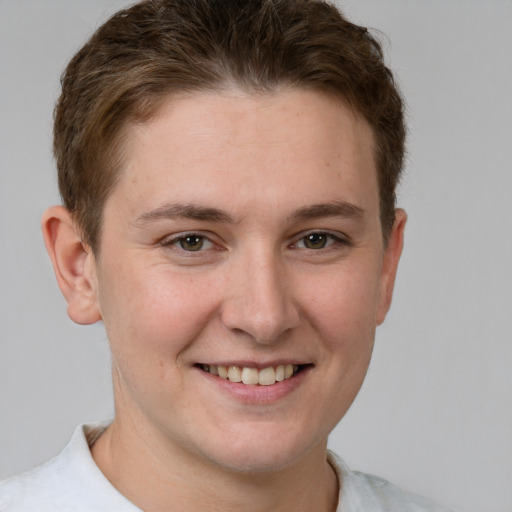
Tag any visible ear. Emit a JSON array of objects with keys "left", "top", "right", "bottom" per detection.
[
  {"left": 376, "top": 209, "right": 407, "bottom": 325},
  {"left": 41, "top": 206, "right": 102, "bottom": 325}
]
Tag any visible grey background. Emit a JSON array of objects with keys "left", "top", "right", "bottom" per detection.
[{"left": 1, "top": 1, "right": 511, "bottom": 511}]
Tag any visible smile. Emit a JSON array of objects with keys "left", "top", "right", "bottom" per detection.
[{"left": 198, "top": 364, "right": 302, "bottom": 386}]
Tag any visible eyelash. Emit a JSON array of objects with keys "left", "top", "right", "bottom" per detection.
[
  {"left": 160, "top": 231, "right": 350, "bottom": 253},
  {"left": 292, "top": 231, "right": 349, "bottom": 250},
  {"left": 161, "top": 232, "right": 216, "bottom": 253}
]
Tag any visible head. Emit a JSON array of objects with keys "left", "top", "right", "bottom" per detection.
[
  {"left": 53, "top": 0, "right": 405, "bottom": 255},
  {"left": 43, "top": 0, "right": 407, "bottom": 480}
]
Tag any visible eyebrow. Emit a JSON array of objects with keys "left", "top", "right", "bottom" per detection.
[
  {"left": 134, "top": 199, "right": 364, "bottom": 227},
  {"left": 289, "top": 200, "right": 365, "bottom": 222},
  {"left": 134, "top": 203, "right": 235, "bottom": 225}
]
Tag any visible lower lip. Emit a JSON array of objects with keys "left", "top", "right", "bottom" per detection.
[{"left": 197, "top": 366, "right": 311, "bottom": 404}]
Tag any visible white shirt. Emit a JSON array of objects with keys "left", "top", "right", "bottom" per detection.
[{"left": 0, "top": 424, "right": 453, "bottom": 511}]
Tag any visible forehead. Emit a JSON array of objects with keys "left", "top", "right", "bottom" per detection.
[{"left": 113, "top": 88, "right": 379, "bottom": 222}]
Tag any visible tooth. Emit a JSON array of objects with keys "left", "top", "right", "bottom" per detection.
[
  {"left": 258, "top": 367, "right": 276, "bottom": 386},
  {"left": 241, "top": 367, "right": 259, "bottom": 385},
  {"left": 213, "top": 364, "right": 299, "bottom": 385},
  {"left": 228, "top": 366, "right": 242, "bottom": 382}
]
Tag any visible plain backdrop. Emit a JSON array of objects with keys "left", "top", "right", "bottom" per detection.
[{"left": 1, "top": 1, "right": 511, "bottom": 511}]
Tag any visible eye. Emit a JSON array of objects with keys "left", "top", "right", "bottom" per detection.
[
  {"left": 179, "top": 235, "right": 207, "bottom": 251},
  {"left": 296, "top": 232, "right": 339, "bottom": 250},
  {"left": 163, "top": 233, "right": 214, "bottom": 252}
]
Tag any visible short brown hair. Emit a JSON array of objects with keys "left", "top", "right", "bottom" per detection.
[{"left": 54, "top": 0, "right": 405, "bottom": 253}]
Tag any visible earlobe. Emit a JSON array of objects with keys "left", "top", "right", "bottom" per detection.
[
  {"left": 41, "top": 206, "right": 102, "bottom": 325},
  {"left": 376, "top": 209, "right": 407, "bottom": 325}
]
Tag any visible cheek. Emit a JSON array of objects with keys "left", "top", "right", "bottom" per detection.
[
  {"left": 296, "top": 269, "right": 379, "bottom": 434},
  {"left": 98, "top": 265, "right": 221, "bottom": 359},
  {"left": 97, "top": 267, "right": 223, "bottom": 413},
  {"left": 302, "top": 261, "right": 382, "bottom": 340}
]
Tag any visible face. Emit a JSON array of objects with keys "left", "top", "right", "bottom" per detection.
[{"left": 90, "top": 88, "right": 403, "bottom": 472}]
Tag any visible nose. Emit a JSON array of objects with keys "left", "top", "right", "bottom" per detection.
[{"left": 220, "top": 249, "right": 300, "bottom": 344}]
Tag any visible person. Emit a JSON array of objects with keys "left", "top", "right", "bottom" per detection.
[{"left": 0, "top": 0, "right": 453, "bottom": 510}]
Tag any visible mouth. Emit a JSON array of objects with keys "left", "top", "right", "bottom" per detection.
[{"left": 196, "top": 363, "right": 308, "bottom": 386}]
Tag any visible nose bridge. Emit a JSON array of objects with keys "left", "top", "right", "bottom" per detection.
[{"left": 221, "top": 243, "right": 299, "bottom": 343}]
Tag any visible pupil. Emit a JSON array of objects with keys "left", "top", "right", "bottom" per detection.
[
  {"left": 306, "top": 233, "right": 326, "bottom": 249},
  {"left": 181, "top": 236, "right": 203, "bottom": 251}
]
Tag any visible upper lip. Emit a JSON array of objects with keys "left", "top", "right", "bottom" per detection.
[{"left": 197, "top": 361, "right": 311, "bottom": 369}]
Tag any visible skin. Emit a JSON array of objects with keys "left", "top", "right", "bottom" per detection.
[{"left": 42, "top": 88, "right": 406, "bottom": 512}]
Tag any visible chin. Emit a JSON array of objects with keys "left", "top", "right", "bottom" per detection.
[
  {"left": 196, "top": 426, "right": 325, "bottom": 474},
  {"left": 207, "top": 449, "right": 301, "bottom": 474}
]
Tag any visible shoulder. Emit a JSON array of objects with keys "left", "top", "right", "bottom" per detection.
[
  {"left": 0, "top": 423, "right": 140, "bottom": 512},
  {"left": 328, "top": 451, "right": 455, "bottom": 512},
  {"left": 0, "top": 453, "right": 68, "bottom": 512}
]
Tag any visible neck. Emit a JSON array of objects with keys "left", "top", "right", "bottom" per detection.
[{"left": 91, "top": 418, "right": 339, "bottom": 512}]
